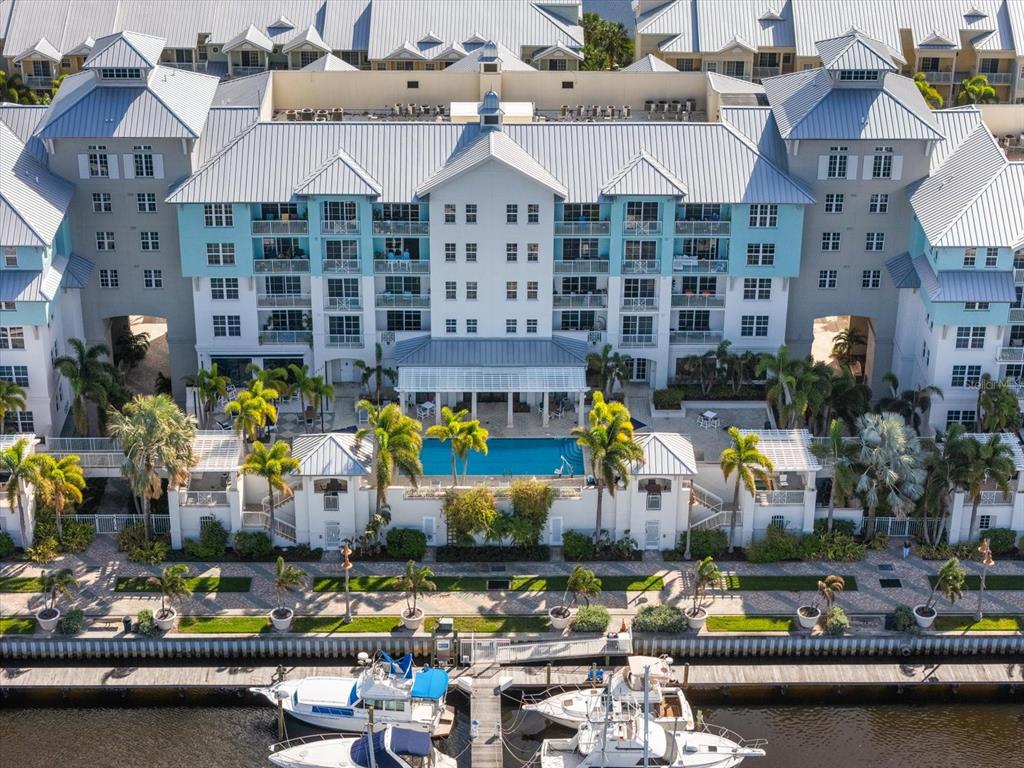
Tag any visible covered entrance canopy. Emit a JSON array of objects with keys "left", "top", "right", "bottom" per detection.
[{"left": 394, "top": 337, "right": 589, "bottom": 427}]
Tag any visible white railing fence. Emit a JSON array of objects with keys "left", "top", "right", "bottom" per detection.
[
  {"left": 872, "top": 517, "right": 923, "bottom": 538},
  {"left": 63, "top": 514, "right": 170, "bottom": 534}
]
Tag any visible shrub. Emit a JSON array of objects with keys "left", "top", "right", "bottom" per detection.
[
  {"left": 800, "top": 531, "right": 866, "bottom": 562},
  {"left": 653, "top": 388, "right": 685, "bottom": 410},
  {"left": 443, "top": 487, "right": 497, "bottom": 545},
  {"left": 386, "top": 528, "right": 428, "bottom": 560},
  {"left": 984, "top": 528, "right": 1018, "bottom": 555},
  {"left": 435, "top": 544, "right": 549, "bottom": 562},
  {"left": 813, "top": 518, "right": 857, "bottom": 537},
  {"left": 129, "top": 539, "right": 168, "bottom": 565},
  {"left": 61, "top": 519, "right": 96, "bottom": 554},
  {"left": 917, "top": 542, "right": 981, "bottom": 562},
  {"left": 685, "top": 529, "right": 728, "bottom": 560},
  {"left": 27, "top": 538, "right": 60, "bottom": 564},
  {"left": 633, "top": 605, "right": 688, "bottom": 633},
  {"left": 823, "top": 605, "right": 850, "bottom": 636},
  {"left": 508, "top": 479, "right": 555, "bottom": 546},
  {"left": 571, "top": 605, "right": 610, "bottom": 633},
  {"left": 233, "top": 530, "right": 273, "bottom": 561},
  {"left": 746, "top": 527, "right": 802, "bottom": 563},
  {"left": 183, "top": 519, "right": 229, "bottom": 560},
  {"left": 117, "top": 523, "right": 148, "bottom": 553},
  {"left": 869, "top": 531, "right": 890, "bottom": 551},
  {"left": 58, "top": 607, "right": 85, "bottom": 635},
  {"left": 561, "top": 530, "right": 594, "bottom": 561},
  {"left": 29, "top": 509, "right": 60, "bottom": 562},
  {"left": 0, "top": 532, "right": 17, "bottom": 559},
  {"left": 136, "top": 609, "right": 159, "bottom": 636},
  {"left": 892, "top": 604, "right": 917, "bottom": 633}
]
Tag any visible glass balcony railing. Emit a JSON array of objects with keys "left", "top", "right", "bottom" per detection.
[
  {"left": 324, "top": 296, "right": 362, "bottom": 311},
  {"left": 621, "top": 296, "right": 658, "bottom": 311},
  {"left": 373, "top": 259, "right": 429, "bottom": 274},
  {"left": 259, "top": 330, "right": 312, "bottom": 344},
  {"left": 673, "top": 258, "right": 728, "bottom": 274},
  {"left": 323, "top": 259, "right": 361, "bottom": 273},
  {"left": 256, "top": 293, "right": 311, "bottom": 308},
  {"left": 371, "top": 220, "right": 429, "bottom": 236},
  {"left": 553, "top": 259, "right": 609, "bottom": 274},
  {"left": 251, "top": 220, "right": 308, "bottom": 235},
  {"left": 622, "top": 259, "right": 660, "bottom": 274},
  {"left": 670, "top": 330, "right": 724, "bottom": 345},
  {"left": 623, "top": 221, "right": 661, "bottom": 235},
  {"left": 325, "top": 333, "right": 364, "bottom": 348},
  {"left": 552, "top": 293, "right": 607, "bottom": 308},
  {"left": 672, "top": 293, "right": 726, "bottom": 308},
  {"left": 674, "top": 220, "right": 731, "bottom": 236},
  {"left": 619, "top": 334, "right": 657, "bottom": 348},
  {"left": 554, "top": 221, "right": 610, "bottom": 236},
  {"left": 253, "top": 258, "right": 310, "bottom": 273},
  {"left": 375, "top": 293, "right": 431, "bottom": 308}
]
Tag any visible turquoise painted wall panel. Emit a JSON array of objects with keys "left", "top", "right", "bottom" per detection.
[
  {"left": 176, "top": 204, "right": 253, "bottom": 277},
  {"left": 726, "top": 205, "right": 804, "bottom": 278}
]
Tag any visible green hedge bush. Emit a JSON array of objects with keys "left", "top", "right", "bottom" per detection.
[
  {"left": 58, "top": 607, "right": 85, "bottom": 635},
  {"left": 984, "top": 528, "right": 1018, "bottom": 555},
  {"left": 799, "top": 530, "right": 866, "bottom": 562},
  {"left": 632, "top": 605, "right": 688, "bottom": 633},
  {"left": 652, "top": 388, "right": 685, "bottom": 410},
  {"left": 561, "top": 530, "right": 594, "bottom": 561},
  {"left": 233, "top": 530, "right": 273, "bottom": 560},
  {"left": 136, "top": 609, "right": 159, "bottom": 636},
  {"left": 824, "top": 605, "right": 850, "bottom": 636},
  {"left": 571, "top": 605, "right": 610, "bottom": 633},
  {"left": 60, "top": 519, "right": 96, "bottom": 554},
  {"left": 386, "top": 528, "right": 428, "bottom": 560},
  {"left": 0, "top": 532, "right": 16, "bottom": 559},
  {"left": 183, "top": 519, "right": 229, "bottom": 560},
  {"left": 746, "top": 528, "right": 802, "bottom": 563}
]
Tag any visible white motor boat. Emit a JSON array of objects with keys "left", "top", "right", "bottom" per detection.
[
  {"left": 251, "top": 653, "right": 455, "bottom": 737},
  {"left": 268, "top": 726, "right": 456, "bottom": 768},
  {"left": 523, "top": 656, "right": 695, "bottom": 730}
]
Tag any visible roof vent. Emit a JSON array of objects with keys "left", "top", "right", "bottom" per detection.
[{"left": 478, "top": 90, "right": 503, "bottom": 130}]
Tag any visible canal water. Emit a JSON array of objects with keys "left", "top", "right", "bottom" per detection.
[{"left": 1, "top": 697, "right": 1021, "bottom": 767}]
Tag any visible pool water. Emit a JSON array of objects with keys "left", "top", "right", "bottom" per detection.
[{"left": 419, "top": 437, "right": 585, "bottom": 477}]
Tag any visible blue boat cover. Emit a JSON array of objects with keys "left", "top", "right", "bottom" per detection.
[
  {"left": 347, "top": 683, "right": 359, "bottom": 705},
  {"left": 410, "top": 668, "right": 448, "bottom": 700},
  {"left": 380, "top": 651, "right": 414, "bottom": 680},
  {"left": 352, "top": 729, "right": 430, "bottom": 768}
]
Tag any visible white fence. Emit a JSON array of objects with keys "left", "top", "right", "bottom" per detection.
[
  {"left": 64, "top": 514, "right": 170, "bottom": 535},
  {"left": 872, "top": 517, "right": 923, "bottom": 538}
]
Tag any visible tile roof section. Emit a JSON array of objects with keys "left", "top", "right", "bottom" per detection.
[
  {"left": 621, "top": 54, "right": 678, "bottom": 72},
  {"left": 300, "top": 52, "right": 359, "bottom": 71},
  {"left": 912, "top": 255, "right": 1016, "bottom": 303},
  {"left": 0, "top": 122, "right": 73, "bottom": 247},
  {"left": 601, "top": 151, "right": 688, "bottom": 197},
  {"left": 84, "top": 30, "right": 165, "bottom": 69},
  {"left": 634, "top": 432, "right": 698, "bottom": 476},
  {"left": 224, "top": 23, "right": 274, "bottom": 52},
  {"left": 395, "top": 336, "right": 587, "bottom": 367},
  {"left": 291, "top": 433, "right": 372, "bottom": 476}
]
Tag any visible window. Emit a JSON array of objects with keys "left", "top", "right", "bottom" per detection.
[
  {"left": 559, "top": 310, "right": 597, "bottom": 331},
  {"left": 204, "top": 204, "right": 233, "bottom": 227},
  {"left": 445, "top": 319, "right": 457, "bottom": 334},
  {"left": 326, "top": 240, "right": 358, "bottom": 261},
  {"left": 96, "top": 231, "right": 115, "bottom": 250},
  {"left": 748, "top": 204, "right": 778, "bottom": 228},
  {"left": 743, "top": 278, "right": 772, "bottom": 300},
  {"left": 140, "top": 231, "right": 160, "bottom": 251},
  {"left": 677, "top": 276, "right": 717, "bottom": 295},
  {"left": 821, "top": 232, "right": 841, "bottom": 251},
  {"left": 624, "top": 240, "right": 656, "bottom": 260},
  {"left": 963, "top": 248, "right": 976, "bottom": 268},
  {"left": 626, "top": 201, "right": 659, "bottom": 222},
  {"left": 143, "top": 269, "right": 163, "bottom": 289},
  {"left": 99, "top": 269, "right": 118, "bottom": 288},
  {"left": 869, "top": 194, "right": 889, "bottom": 213},
  {"left": 133, "top": 145, "right": 154, "bottom": 177},
  {"left": 327, "top": 278, "right": 359, "bottom": 302},
  {"left": 871, "top": 151, "right": 893, "bottom": 179},
  {"left": 951, "top": 365, "right": 982, "bottom": 388},
  {"left": 465, "top": 204, "right": 477, "bottom": 224},
  {"left": 979, "top": 58, "right": 999, "bottom": 75},
  {"left": 0, "top": 327, "right": 25, "bottom": 349},
  {"left": 465, "top": 282, "right": 477, "bottom": 300},
  {"left": 328, "top": 315, "right": 361, "bottom": 337},
  {"left": 746, "top": 243, "right": 775, "bottom": 266},
  {"left": 210, "top": 277, "right": 238, "bottom": 300},
  {"left": 527, "top": 281, "right": 538, "bottom": 300},
  {"left": 87, "top": 145, "right": 109, "bottom": 177},
  {"left": 444, "top": 243, "right": 456, "bottom": 262},
  {"left": 0, "top": 365, "right": 29, "bottom": 386},
  {"left": 506, "top": 319, "right": 517, "bottom": 334},
  {"left": 3, "top": 411, "right": 33, "bottom": 433},
  {"left": 322, "top": 201, "right": 356, "bottom": 221},
  {"left": 465, "top": 243, "right": 477, "bottom": 262},
  {"left": 955, "top": 326, "right": 986, "bottom": 349},
  {"left": 837, "top": 69, "right": 879, "bottom": 81},
  {"left": 506, "top": 243, "right": 518, "bottom": 262},
  {"left": 824, "top": 193, "right": 844, "bottom": 213},
  {"left": 985, "top": 247, "right": 998, "bottom": 268},
  {"left": 100, "top": 68, "right": 141, "bottom": 80},
  {"left": 861, "top": 269, "right": 881, "bottom": 289},
  {"left": 0, "top": 301, "right": 14, "bottom": 311},
  {"left": 212, "top": 315, "right": 241, "bottom": 337},
  {"left": 527, "top": 243, "right": 539, "bottom": 262},
  {"left": 564, "top": 203, "right": 601, "bottom": 222},
  {"left": 865, "top": 232, "right": 885, "bottom": 251},
  {"left": 977, "top": 513, "right": 994, "bottom": 531},
  {"left": 677, "top": 310, "right": 710, "bottom": 331},
  {"left": 92, "top": 192, "right": 112, "bottom": 213},
  {"left": 2, "top": 248, "right": 16, "bottom": 267},
  {"left": 206, "top": 243, "right": 235, "bottom": 265},
  {"left": 386, "top": 311, "right": 422, "bottom": 331},
  {"left": 827, "top": 146, "right": 848, "bottom": 178},
  {"left": 526, "top": 319, "right": 538, "bottom": 334},
  {"left": 527, "top": 204, "right": 539, "bottom": 224},
  {"left": 136, "top": 193, "right": 157, "bottom": 213},
  {"left": 506, "top": 281, "right": 518, "bottom": 300},
  {"left": 965, "top": 302, "right": 990, "bottom": 311},
  {"left": 740, "top": 315, "right": 769, "bottom": 337},
  {"left": 444, "top": 203, "right": 455, "bottom": 224},
  {"left": 506, "top": 204, "right": 518, "bottom": 224},
  {"left": 946, "top": 409, "right": 977, "bottom": 428},
  {"left": 445, "top": 281, "right": 456, "bottom": 300},
  {"left": 818, "top": 269, "right": 838, "bottom": 289}
]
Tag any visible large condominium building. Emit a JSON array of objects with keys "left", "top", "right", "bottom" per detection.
[{"left": 634, "top": 0, "right": 1024, "bottom": 103}]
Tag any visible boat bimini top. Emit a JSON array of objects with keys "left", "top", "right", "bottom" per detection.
[{"left": 352, "top": 728, "right": 431, "bottom": 768}]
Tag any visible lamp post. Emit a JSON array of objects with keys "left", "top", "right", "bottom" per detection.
[
  {"left": 975, "top": 538, "right": 995, "bottom": 622},
  {"left": 342, "top": 541, "right": 353, "bottom": 624}
]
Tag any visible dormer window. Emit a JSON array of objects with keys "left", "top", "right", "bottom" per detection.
[
  {"left": 100, "top": 67, "right": 142, "bottom": 80},
  {"left": 837, "top": 70, "right": 879, "bottom": 81}
]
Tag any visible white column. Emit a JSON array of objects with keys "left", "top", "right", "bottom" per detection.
[
  {"left": 471, "top": 391, "right": 477, "bottom": 419},
  {"left": 542, "top": 391, "right": 549, "bottom": 427},
  {"left": 435, "top": 391, "right": 441, "bottom": 424},
  {"left": 507, "top": 391, "right": 514, "bottom": 428},
  {"left": 948, "top": 491, "right": 968, "bottom": 544},
  {"left": 578, "top": 391, "right": 586, "bottom": 427}
]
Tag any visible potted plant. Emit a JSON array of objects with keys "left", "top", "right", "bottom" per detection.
[
  {"left": 396, "top": 560, "right": 435, "bottom": 630},
  {"left": 797, "top": 574, "right": 844, "bottom": 630},
  {"left": 685, "top": 556, "right": 720, "bottom": 630},
  {"left": 36, "top": 569, "right": 77, "bottom": 632},
  {"left": 550, "top": 565, "right": 602, "bottom": 630},
  {"left": 270, "top": 556, "right": 307, "bottom": 631},
  {"left": 147, "top": 564, "right": 193, "bottom": 631},
  {"left": 914, "top": 557, "right": 966, "bottom": 629}
]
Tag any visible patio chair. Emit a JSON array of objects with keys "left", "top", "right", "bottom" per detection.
[{"left": 548, "top": 403, "right": 565, "bottom": 420}]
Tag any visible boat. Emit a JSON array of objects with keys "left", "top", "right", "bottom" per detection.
[
  {"left": 523, "top": 656, "right": 695, "bottom": 730},
  {"left": 268, "top": 725, "right": 456, "bottom": 768},
  {"left": 251, "top": 652, "right": 455, "bottom": 736}
]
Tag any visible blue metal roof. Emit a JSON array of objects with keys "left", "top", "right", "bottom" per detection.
[
  {"left": 410, "top": 668, "right": 448, "bottom": 700},
  {"left": 911, "top": 255, "right": 1016, "bottom": 303},
  {"left": 395, "top": 336, "right": 587, "bottom": 367}
]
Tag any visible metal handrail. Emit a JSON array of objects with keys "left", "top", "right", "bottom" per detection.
[
  {"left": 326, "top": 334, "right": 364, "bottom": 348},
  {"left": 253, "top": 258, "right": 310, "bottom": 273},
  {"left": 181, "top": 491, "right": 231, "bottom": 507},
  {"left": 621, "top": 296, "right": 658, "bottom": 310},
  {"left": 674, "top": 220, "right": 731, "bottom": 236},
  {"left": 375, "top": 293, "right": 430, "bottom": 308},
  {"left": 554, "top": 221, "right": 610, "bottom": 236},
  {"left": 699, "top": 721, "right": 768, "bottom": 751},
  {"left": 553, "top": 259, "right": 609, "bottom": 274},
  {"left": 619, "top": 334, "right": 656, "bottom": 347},
  {"left": 623, "top": 220, "right": 662, "bottom": 235},
  {"left": 670, "top": 330, "right": 723, "bottom": 344},
  {"left": 553, "top": 294, "right": 607, "bottom": 308},
  {"left": 673, "top": 258, "right": 728, "bottom": 274},
  {"left": 321, "top": 220, "right": 359, "bottom": 234},
  {"left": 251, "top": 220, "right": 308, "bottom": 235},
  {"left": 621, "top": 259, "right": 660, "bottom": 274},
  {"left": 323, "top": 259, "right": 360, "bottom": 273},
  {"left": 671, "top": 293, "right": 726, "bottom": 308},
  {"left": 324, "top": 296, "right": 362, "bottom": 310},
  {"left": 373, "top": 259, "right": 429, "bottom": 273},
  {"left": 371, "top": 221, "right": 429, "bottom": 236},
  {"left": 259, "top": 330, "right": 312, "bottom": 344},
  {"left": 256, "top": 293, "right": 311, "bottom": 308}
]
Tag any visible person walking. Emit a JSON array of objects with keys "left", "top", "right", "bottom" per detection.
[{"left": 902, "top": 540, "right": 912, "bottom": 559}]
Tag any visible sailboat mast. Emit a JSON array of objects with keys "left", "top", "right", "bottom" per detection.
[{"left": 643, "top": 664, "right": 650, "bottom": 768}]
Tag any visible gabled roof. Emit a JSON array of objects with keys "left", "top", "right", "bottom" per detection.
[
  {"left": 0, "top": 252, "right": 74, "bottom": 302},
  {"left": 300, "top": 53, "right": 358, "bottom": 72},
  {"left": 270, "top": 15, "right": 295, "bottom": 30},
  {"left": 291, "top": 433, "right": 372, "bottom": 477},
  {"left": 85, "top": 31, "right": 165, "bottom": 69},
  {"left": 815, "top": 28, "right": 904, "bottom": 70},
  {"left": 430, "top": 42, "right": 468, "bottom": 61},
  {"left": 295, "top": 148, "right": 382, "bottom": 196},
  {"left": 0, "top": 122, "right": 73, "bottom": 247},
  {"left": 531, "top": 41, "right": 584, "bottom": 61},
  {"left": 223, "top": 24, "right": 274, "bottom": 53},
  {"left": 282, "top": 25, "right": 330, "bottom": 53},
  {"left": 918, "top": 30, "right": 958, "bottom": 49},
  {"left": 634, "top": 433, "right": 697, "bottom": 476},
  {"left": 712, "top": 34, "right": 757, "bottom": 54},
  {"left": 66, "top": 37, "right": 96, "bottom": 57},
  {"left": 443, "top": 41, "right": 533, "bottom": 72},
  {"left": 911, "top": 255, "right": 1016, "bottom": 303},
  {"left": 621, "top": 54, "right": 678, "bottom": 73},
  {"left": 601, "top": 151, "right": 688, "bottom": 197},
  {"left": 383, "top": 40, "right": 426, "bottom": 60},
  {"left": 416, "top": 129, "right": 568, "bottom": 198},
  {"left": 13, "top": 37, "right": 62, "bottom": 63}
]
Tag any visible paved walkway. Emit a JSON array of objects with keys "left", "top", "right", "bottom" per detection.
[{"left": 3, "top": 537, "right": 1023, "bottom": 620}]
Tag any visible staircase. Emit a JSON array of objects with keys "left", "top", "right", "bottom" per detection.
[
  {"left": 241, "top": 495, "right": 297, "bottom": 542},
  {"left": 689, "top": 483, "right": 736, "bottom": 531},
  {"left": 690, "top": 510, "right": 741, "bottom": 531}
]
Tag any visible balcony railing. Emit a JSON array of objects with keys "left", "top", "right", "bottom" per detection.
[
  {"left": 619, "top": 334, "right": 657, "bottom": 348},
  {"left": 324, "top": 296, "right": 362, "bottom": 311},
  {"left": 23, "top": 75, "right": 55, "bottom": 89},
  {"left": 373, "top": 259, "right": 429, "bottom": 274},
  {"left": 670, "top": 330, "right": 724, "bottom": 345},
  {"left": 325, "top": 333, "right": 364, "bottom": 348},
  {"left": 997, "top": 346, "right": 1024, "bottom": 362},
  {"left": 979, "top": 489, "right": 1013, "bottom": 505},
  {"left": 921, "top": 70, "right": 953, "bottom": 84},
  {"left": 257, "top": 293, "right": 311, "bottom": 308},
  {"left": 553, "top": 259, "right": 609, "bottom": 274},
  {"left": 621, "top": 296, "right": 658, "bottom": 311},
  {"left": 983, "top": 72, "right": 1013, "bottom": 85},
  {"left": 371, "top": 220, "right": 429, "bottom": 236},
  {"left": 376, "top": 293, "right": 431, "bottom": 308},
  {"left": 672, "top": 293, "right": 726, "bottom": 308},
  {"left": 259, "top": 330, "right": 312, "bottom": 344},
  {"left": 1014, "top": 268, "right": 1024, "bottom": 284},
  {"left": 160, "top": 61, "right": 197, "bottom": 71},
  {"left": 321, "top": 220, "right": 359, "bottom": 235},
  {"left": 623, "top": 221, "right": 661, "bottom": 235},
  {"left": 673, "top": 257, "right": 728, "bottom": 274},
  {"left": 675, "top": 220, "right": 731, "bottom": 236},
  {"left": 181, "top": 490, "right": 231, "bottom": 507},
  {"left": 554, "top": 221, "right": 610, "bottom": 236},
  {"left": 323, "top": 259, "right": 360, "bottom": 273},
  {"left": 753, "top": 65, "right": 781, "bottom": 80},
  {"left": 552, "top": 294, "right": 607, "bottom": 308},
  {"left": 253, "top": 258, "right": 309, "bottom": 273},
  {"left": 622, "top": 259, "right": 661, "bottom": 274},
  {"left": 1010, "top": 308, "right": 1024, "bottom": 323},
  {"left": 756, "top": 489, "right": 806, "bottom": 505},
  {"left": 251, "top": 220, "right": 308, "bottom": 235},
  {"left": 231, "top": 65, "right": 266, "bottom": 77}
]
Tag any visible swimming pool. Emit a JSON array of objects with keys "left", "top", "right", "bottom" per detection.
[{"left": 418, "top": 437, "right": 585, "bottom": 477}]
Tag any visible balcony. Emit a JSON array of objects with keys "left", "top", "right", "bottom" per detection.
[
  {"left": 921, "top": 70, "right": 953, "bottom": 84},
  {"left": 552, "top": 293, "right": 607, "bottom": 308},
  {"left": 983, "top": 72, "right": 1013, "bottom": 86},
  {"left": 180, "top": 490, "right": 230, "bottom": 507},
  {"left": 623, "top": 221, "right": 661, "bottom": 236},
  {"left": 231, "top": 65, "right": 266, "bottom": 77},
  {"left": 553, "top": 259, "right": 609, "bottom": 274},
  {"left": 376, "top": 293, "right": 431, "bottom": 308},
  {"left": 619, "top": 334, "right": 657, "bottom": 348},
  {"left": 324, "top": 296, "right": 362, "bottom": 311},
  {"left": 259, "top": 330, "right": 312, "bottom": 344},
  {"left": 554, "top": 221, "right": 610, "bottom": 236},
  {"left": 371, "top": 220, "right": 429, "bottom": 236},
  {"left": 1014, "top": 268, "right": 1024, "bottom": 284},
  {"left": 670, "top": 330, "right": 724, "bottom": 345},
  {"left": 324, "top": 259, "right": 360, "bottom": 274},
  {"left": 251, "top": 219, "right": 308, "bottom": 235},
  {"left": 998, "top": 346, "right": 1024, "bottom": 361},
  {"left": 160, "top": 61, "right": 197, "bottom": 71},
  {"left": 373, "top": 259, "right": 429, "bottom": 274},
  {"left": 253, "top": 258, "right": 309, "bottom": 273},
  {"left": 321, "top": 220, "right": 360, "bottom": 235},
  {"left": 673, "top": 257, "right": 728, "bottom": 274},
  {"left": 23, "top": 75, "right": 55, "bottom": 89},
  {"left": 672, "top": 293, "right": 726, "bottom": 308},
  {"left": 1011, "top": 308, "right": 1024, "bottom": 323},
  {"left": 756, "top": 489, "right": 806, "bottom": 506},
  {"left": 621, "top": 296, "right": 658, "bottom": 311},
  {"left": 325, "top": 333, "right": 364, "bottom": 348},
  {"left": 622, "top": 259, "right": 660, "bottom": 274},
  {"left": 753, "top": 65, "right": 781, "bottom": 80},
  {"left": 256, "top": 292, "right": 311, "bottom": 308},
  {"left": 675, "top": 220, "right": 731, "bottom": 236}
]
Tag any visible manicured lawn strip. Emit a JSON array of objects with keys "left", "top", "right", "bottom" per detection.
[
  {"left": 447, "top": 615, "right": 550, "bottom": 633},
  {"left": 933, "top": 615, "right": 1022, "bottom": 632},
  {"left": 115, "top": 576, "right": 252, "bottom": 593},
  {"left": 313, "top": 574, "right": 663, "bottom": 593},
  {"left": 291, "top": 616, "right": 405, "bottom": 633},
  {"left": 175, "top": 616, "right": 270, "bottom": 634},
  {"left": 0, "top": 576, "right": 43, "bottom": 593},
  {"left": 927, "top": 575, "right": 1024, "bottom": 591},
  {"left": 705, "top": 615, "right": 795, "bottom": 632},
  {"left": 0, "top": 617, "right": 36, "bottom": 635},
  {"left": 722, "top": 575, "right": 858, "bottom": 592}
]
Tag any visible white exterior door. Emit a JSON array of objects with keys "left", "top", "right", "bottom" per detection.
[
  {"left": 422, "top": 516, "right": 436, "bottom": 545},
  {"left": 644, "top": 520, "right": 661, "bottom": 550},
  {"left": 324, "top": 522, "right": 342, "bottom": 549},
  {"left": 550, "top": 516, "right": 563, "bottom": 545}
]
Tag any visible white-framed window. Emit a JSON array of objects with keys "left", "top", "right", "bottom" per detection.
[
  {"left": 526, "top": 318, "right": 538, "bottom": 334},
  {"left": 979, "top": 514, "right": 992, "bottom": 531},
  {"left": 963, "top": 248, "right": 976, "bottom": 268},
  {"left": 837, "top": 69, "right": 878, "bottom": 81},
  {"left": 871, "top": 149, "right": 893, "bottom": 179},
  {"left": 444, "top": 281, "right": 456, "bottom": 300},
  {"left": 821, "top": 232, "right": 841, "bottom": 251},
  {"left": 869, "top": 193, "right": 889, "bottom": 213},
  {"left": 140, "top": 231, "right": 160, "bottom": 251},
  {"left": 2, "top": 247, "right": 16, "bottom": 267},
  {"left": 0, "top": 327, "right": 25, "bottom": 349},
  {"left": 984, "top": 247, "right": 998, "bottom": 268},
  {"left": 742, "top": 278, "right": 771, "bottom": 300},
  {"left": 87, "top": 145, "right": 109, "bottom": 177},
  {"left": 96, "top": 231, "right": 115, "bottom": 250},
  {"left": 527, "top": 243, "right": 539, "bottom": 262},
  {"left": 143, "top": 269, "right": 163, "bottom": 289},
  {"left": 325, "top": 240, "right": 358, "bottom": 260},
  {"left": 92, "top": 192, "right": 112, "bottom": 213},
  {"left": 955, "top": 326, "right": 986, "bottom": 349},
  {"left": 443, "top": 203, "right": 455, "bottom": 223},
  {"left": 827, "top": 146, "right": 848, "bottom": 178},
  {"left": 133, "top": 145, "right": 154, "bottom": 177},
  {"left": 527, "top": 281, "right": 538, "bottom": 300},
  {"left": 444, "top": 243, "right": 456, "bottom": 262},
  {"left": 0, "top": 365, "right": 29, "bottom": 386},
  {"left": 465, "top": 203, "right": 477, "bottom": 224},
  {"left": 951, "top": 365, "right": 982, "bottom": 388},
  {"left": 136, "top": 193, "right": 157, "bottom": 213},
  {"left": 3, "top": 411, "right": 33, "bottom": 433},
  {"left": 506, "top": 203, "right": 518, "bottom": 224},
  {"left": 206, "top": 243, "right": 235, "bottom": 265},
  {"left": 965, "top": 302, "right": 990, "bottom": 311},
  {"left": 824, "top": 193, "right": 844, "bottom": 213},
  {"left": 204, "top": 204, "right": 233, "bottom": 227},
  {"left": 528, "top": 203, "right": 539, "bottom": 224},
  {"left": 740, "top": 315, "right": 769, "bottom": 337},
  {"left": 506, "top": 243, "right": 518, "bottom": 262},
  {"left": 322, "top": 201, "right": 356, "bottom": 221},
  {"left": 748, "top": 204, "right": 778, "bottom": 228},
  {"left": 506, "top": 319, "right": 517, "bottom": 334},
  {"left": 946, "top": 409, "right": 976, "bottom": 428},
  {"left": 212, "top": 315, "right": 241, "bottom": 337},
  {"left": 865, "top": 232, "right": 885, "bottom": 251},
  {"left": 465, "top": 243, "right": 477, "bottom": 262},
  {"left": 861, "top": 269, "right": 881, "bottom": 289},
  {"left": 445, "top": 319, "right": 457, "bottom": 334},
  {"left": 746, "top": 243, "right": 775, "bottom": 266},
  {"left": 0, "top": 301, "right": 14, "bottom": 311},
  {"left": 818, "top": 269, "right": 838, "bottom": 289},
  {"left": 506, "top": 281, "right": 518, "bottom": 300},
  {"left": 99, "top": 268, "right": 119, "bottom": 288},
  {"left": 100, "top": 68, "right": 141, "bottom": 79},
  {"left": 210, "top": 277, "right": 238, "bottom": 300},
  {"left": 466, "top": 319, "right": 477, "bottom": 334},
  {"left": 466, "top": 281, "right": 477, "bottom": 300}
]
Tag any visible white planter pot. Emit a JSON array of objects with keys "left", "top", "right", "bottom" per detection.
[
  {"left": 685, "top": 607, "right": 707, "bottom": 631},
  {"left": 402, "top": 608, "right": 425, "bottom": 631},
  {"left": 796, "top": 606, "right": 821, "bottom": 630},
  {"left": 36, "top": 608, "right": 60, "bottom": 632},
  {"left": 913, "top": 605, "right": 936, "bottom": 629},
  {"left": 154, "top": 608, "right": 177, "bottom": 631},
  {"left": 270, "top": 608, "right": 294, "bottom": 632},
  {"left": 548, "top": 607, "right": 573, "bottom": 630}
]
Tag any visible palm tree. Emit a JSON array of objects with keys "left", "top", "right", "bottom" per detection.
[
  {"left": 287, "top": 363, "right": 332, "bottom": 432},
  {"left": 816, "top": 574, "right": 845, "bottom": 612},
  {"left": 830, "top": 327, "right": 867, "bottom": 370},
  {"left": 961, "top": 434, "right": 1015, "bottom": 542},
  {"left": 826, "top": 367, "right": 872, "bottom": 433},
  {"left": 957, "top": 74, "right": 997, "bottom": 105},
  {"left": 225, "top": 380, "right": 279, "bottom": 442},
  {"left": 1, "top": 438, "right": 43, "bottom": 545},
  {"left": 913, "top": 72, "right": 944, "bottom": 109},
  {"left": 182, "top": 364, "right": 229, "bottom": 428},
  {"left": 855, "top": 412, "right": 926, "bottom": 541},
  {"left": 35, "top": 453, "right": 86, "bottom": 542},
  {"left": 40, "top": 568, "right": 77, "bottom": 616},
  {"left": 720, "top": 427, "right": 774, "bottom": 552},
  {"left": 0, "top": 380, "right": 27, "bottom": 433},
  {"left": 876, "top": 373, "right": 942, "bottom": 434},
  {"left": 246, "top": 363, "right": 290, "bottom": 394},
  {"left": 239, "top": 441, "right": 300, "bottom": 543},
  {"left": 977, "top": 376, "right": 1021, "bottom": 432},
  {"left": 923, "top": 425, "right": 971, "bottom": 545},
  {"left": 756, "top": 345, "right": 804, "bottom": 427},
  {"left": 395, "top": 560, "right": 436, "bottom": 620},
  {"left": 354, "top": 343, "right": 397, "bottom": 404},
  {"left": 147, "top": 564, "right": 192, "bottom": 620},
  {"left": 107, "top": 394, "right": 197, "bottom": 538},
  {"left": 355, "top": 400, "right": 423, "bottom": 522},
  {"left": 565, "top": 564, "right": 602, "bottom": 607},
  {"left": 273, "top": 556, "right": 307, "bottom": 619},
  {"left": 586, "top": 344, "right": 631, "bottom": 398},
  {"left": 571, "top": 392, "right": 644, "bottom": 543},
  {"left": 810, "top": 419, "right": 857, "bottom": 532},
  {"left": 53, "top": 338, "right": 117, "bottom": 435},
  {"left": 426, "top": 407, "right": 490, "bottom": 484}
]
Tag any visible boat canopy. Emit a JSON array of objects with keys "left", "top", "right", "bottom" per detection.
[
  {"left": 410, "top": 668, "right": 448, "bottom": 700},
  {"left": 627, "top": 656, "right": 672, "bottom": 683},
  {"left": 352, "top": 729, "right": 430, "bottom": 768},
  {"left": 381, "top": 651, "right": 414, "bottom": 680}
]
